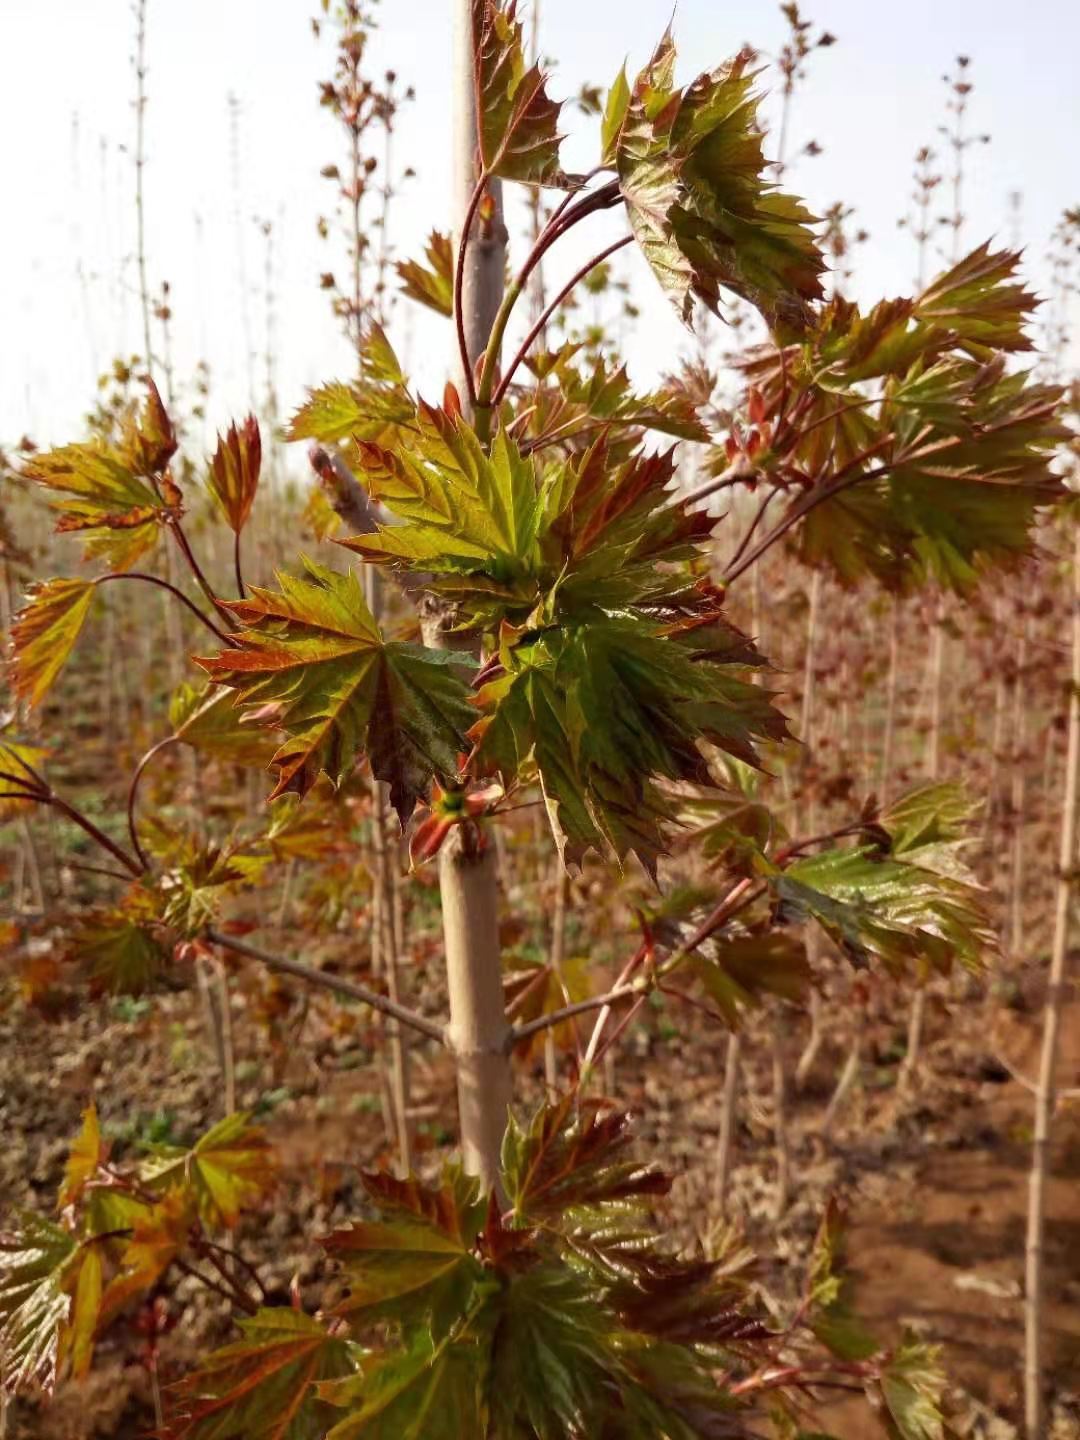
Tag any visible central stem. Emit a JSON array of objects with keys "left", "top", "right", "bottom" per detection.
[{"left": 441, "top": 0, "right": 513, "bottom": 1193}]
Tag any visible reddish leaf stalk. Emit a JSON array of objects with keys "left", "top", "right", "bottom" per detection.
[
  {"left": 454, "top": 176, "right": 489, "bottom": 407},
  {"left": 95, "top": 573, "right": 237, "bottom": 647},
  {"left": 493, "top": 233, "right": 634, "bottom": 407},
  {"left": 127, "top": 734, "right": 180, "bottom": 870}
]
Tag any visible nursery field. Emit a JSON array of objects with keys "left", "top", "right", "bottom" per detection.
[{"left": 2, "top": 2, "right": 1079, "bottom": 1438}]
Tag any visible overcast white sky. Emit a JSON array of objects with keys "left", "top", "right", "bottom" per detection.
[{"left": 2, "top": 0, "right": 1078, "bottom": 450}]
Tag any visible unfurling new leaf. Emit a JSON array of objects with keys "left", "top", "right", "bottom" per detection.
[{"left": 208, "top": 416, "right": 262, "bottom": 533}]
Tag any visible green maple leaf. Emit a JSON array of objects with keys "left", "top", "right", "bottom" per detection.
[
  {"left": 344, "top": 407, "right": 551, "bottom": 581},
  {"left": 804, "top": 1200, "right": 879, "bottom": 1362},
  {"left": 881, "top": 359, "right": 1065, "bottom": 590},
  {"left": 689, "top": 931, "right": 811, "bottom": 1027},
  {"left": 323, "top": 1168, "right": 487, "bottom": 1343},
  {"left": 164, "top": 1308, "right": 355, "bottom": 1440},
  {"left": 347, "top": 419, "right": 718, "bottom": 630},
  {"left": 71, "top": 887, "right": 171, "bottom": 996},
  {"left": 881, "top": 781, "right": 982, "bottom": 886},
  {"left": 600, "top": 63, "right": 631, "bottom": 166},
  {"left": 471, "top": 613, "right": 788, "bottom": 873},
  {"left": 487, "top": 1264, "right": 620, "bottom": 1439},
  {"left": 9, "top": 577, "right": 96, "bottom": 706},
  {"left": 396, "top": 232, "right": 454, "bottom": 317},
  {"left": 21, "top": 381, "right": 181, "bottom": 570},
  {"left": 472, "top": 0, "right": 573, "bottom": 187},
  {"left": 195, "top": 557, "right": 476, "bottom": 821},
  {"left": 740, "top": 307, "right": 1064, "bottom": 590},
  {"left": 320, "top": 1328, "right": 489, "bottom": 1440},
  {"left": 878, "top": 1335, "right": 947, "bottom": 1440},
  {"left": 287, "top": 326, "right": 414, "bottom": 446},
  {"left": 775, "top": 837, "right": 990, "bottom": 975},
  {"left": 140, "top": 1113, "right": 278, "bottom": 1230},
  {"left": 613, "top": 37, "right": 825, "bottom": 330}
]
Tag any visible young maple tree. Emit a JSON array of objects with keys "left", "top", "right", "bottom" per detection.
[{"left": 1, "top": 1, "right": 1067, "bottom": 1435}]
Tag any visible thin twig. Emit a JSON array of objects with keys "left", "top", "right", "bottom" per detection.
[{"left": 174, "top": 1257, "right": 257, "bottom": 1315}]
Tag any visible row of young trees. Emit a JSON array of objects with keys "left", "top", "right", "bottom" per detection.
[{"left": 2, "top": 2, "right": 1077, "bottom": 1436}]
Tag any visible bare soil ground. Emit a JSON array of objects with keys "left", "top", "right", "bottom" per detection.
[{"left": 2, "top": 956, "right": 1078, "bottom": 1438}]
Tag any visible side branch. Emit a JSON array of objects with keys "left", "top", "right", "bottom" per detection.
[
  {"left": 510, "top": 878, "right": 764, "bottom": 1047},
  {"left": 206, "top": 928, "right": 447, "bottom": 1045}
]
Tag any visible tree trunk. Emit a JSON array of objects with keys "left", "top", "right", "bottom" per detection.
[
  {"left": 437, "top": 0, "right": 513, "bottom": 1193},
  {"left": 1024, "top": 530, "right": 1080, "bottom": 1440},
  {"left": 440, "top": 834, "right": 512, "bottom": 1191}
]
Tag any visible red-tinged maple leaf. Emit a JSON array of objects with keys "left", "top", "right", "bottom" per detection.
[
  {"left": 472, "top": 0, "right": 575, "bottom": 188},
  {"left": 611, "top": 37, "right": 824, "bottom": 331},
  {"left": 195, "top": 558, "right": 476, "bottom": 821},
  {"left": 323, "top": 1167, "right": 487, "bottom": 1343},
  {"left": 208, "top": 416, "right": 261, "bottom": 533},
  {"left": 163, "top": 1308, "right": 354, "bottom": 1440},
  {"left": 396, "top": 231, "right": 454, "bottom": 317},
  {"left": 70, "top": 887, "right": 172, "bottom": 998},
  {"left": 502, "top": 1096, "right": 669, "bottom": 1224},
  {"left": 98, "top": 1188, "right": 194, "bottom": 1326}
]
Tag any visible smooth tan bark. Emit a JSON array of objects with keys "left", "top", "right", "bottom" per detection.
[{"left": 439, "top": 834, "right": 512, "bottom": 1192}]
